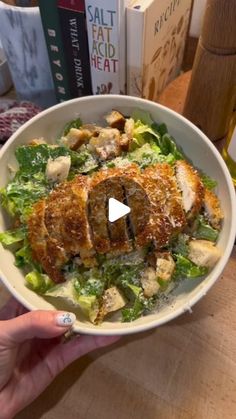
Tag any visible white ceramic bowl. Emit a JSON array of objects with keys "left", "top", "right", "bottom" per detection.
[{"left": 0, "top": 95, "right": 235, "bottom": 335}]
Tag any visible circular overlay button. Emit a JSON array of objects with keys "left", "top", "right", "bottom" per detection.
[{"left": 88, "top": 176, "right": 151, "bottom": 253}]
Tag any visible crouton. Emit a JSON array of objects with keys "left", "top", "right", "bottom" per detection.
[
  {"left": 89, "top": 128, "right": 121, "bottom": 160},
  {"left": 105, "top": 110, "right": 126, "bottom": 131},
  {"left": 45, "top": 156, "right": 71, "bottom": 183},
  {"left": 63, "top": 128, "right": 93, "bottom": 150},
  {"left": 97, "top": 286, "right": 126, "bottom": 323},
  {"left": 156, "top": 252, "right": 175, "bottom": 282},
  {"left": 29, "top": 138, "right": 47, "bottom": 146},
  {"left": 141, "top": 267, "right": 160, "bottom": 297},
  {"left": 188, "top": 239, "right": 221, "bottom": 268}
]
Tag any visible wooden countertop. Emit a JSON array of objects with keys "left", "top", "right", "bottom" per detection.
[
  {"left": 1, "top": 52, "right": 236, "bottom": 418},
  {"left": 15, "top": 246, "right": 236, "bottom": 419}
]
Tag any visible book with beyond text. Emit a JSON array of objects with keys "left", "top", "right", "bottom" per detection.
[
  {"left": 39, "top": 0, "right": 71, "bottom": 102},
  {"left": 127, "top": 0, "right": 192, "bottom": 100},
  {"left": 85, "top": 0, "right": 129, "bottom": 95},
  {"left": 58, "top": 0, "right": 92, "bottom": 97}
]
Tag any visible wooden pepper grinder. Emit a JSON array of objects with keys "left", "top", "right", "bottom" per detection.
[{"left": 183, "top": 0, "right": 236, "bottom": 141}]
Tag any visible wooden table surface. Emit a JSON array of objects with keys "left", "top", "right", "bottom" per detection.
[
  {"left": 0, "top": 66, "right": 236, "bottom": 419},
  {"left": 15, "top": 247, "right": 236, "bottom": 419}
]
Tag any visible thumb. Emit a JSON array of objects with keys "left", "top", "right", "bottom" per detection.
[{"left": 1, "top": 310, "right": 76, "bottom": 345}]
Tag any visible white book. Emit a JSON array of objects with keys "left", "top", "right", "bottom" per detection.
[
  {"left": 85, "top": 0, "right": 130, "bottom": 95},
  {"left": 127, "top": 0, "right": 192, "bottom": 100}
]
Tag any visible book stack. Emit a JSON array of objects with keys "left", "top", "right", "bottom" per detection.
[{"left": 39, "top": 0, "right": 192, "bottom": 103}]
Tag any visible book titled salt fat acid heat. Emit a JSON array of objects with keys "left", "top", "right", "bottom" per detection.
[
  {"left": 85, "top": 0, "right": 129, "bottom": 95},
  {"left": 127, "top": 0, "right": 192, "bottom": 100}
]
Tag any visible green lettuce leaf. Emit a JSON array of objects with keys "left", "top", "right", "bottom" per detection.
[
  {"left": 25, "top": 271, "right": 54, "bottom": 293},
  {"left": 62, "top": 118, "right": 82, "bottom": 136},
  {"left": 174, "top": 254, "right": 208, "bottom": 279},
  {"left": 0, "top": 227, "right": 26, "bottom": 246},
  {"left": 15, "top": 144, "right": 71, "bottom": 175},
  {"left": 194, "top": 215, "right": 219, "bottom": 242},
  {"left": 0, "top": 172, "right": 50, "bottom": 219},
  {"left": 170, "top": 234, "right": 189, "bottom": 257},
  {"left": 200, "top": 173, "right": 218, "bottom": 190}
]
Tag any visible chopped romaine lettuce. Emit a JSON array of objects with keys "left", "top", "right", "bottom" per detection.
[
  {"left": 131, "top": 120, "right": 160, "bottom": 149},
  {"left": 170, "top": 234, "right": 189, "bottom": 257},
  {"left": 25, "top": 271, "right": 54, "bottom": 293},
  {"left": 62, "top": 117, "right": 82, "bottom": 136},
  {"left": 174, "top": 254, "right": 208, "bottom": 279},
  {"left": 15, "top": 241, "right": 34, "bottom": 268},
  {"left": 200, "top": 173, "right": 217, "bottom": 190},
  {"left": 194, "top": 215, "right": 219, "bottom": 242},
  {"left": 122, "top": 292, "right": 156, "bottom": 322},
  {"left": 122, "top": 298, "right": 144, "bottom": 322},
  {"left": 76, "top": 295, "right": 99, "bottom": 323},
  {"left": 131, "top": 109, "right": 154, "bottom": 126},
  {"left": 0, "top": 227, "right": 26, "bottom": 246},
  {"left": 131, "top": 109, "right": 184, "bottom": 161},
  {"left": 74, "top": 271, "right": 105, "bottom": 298},
  {"left": 16, "top": 144, "right": 72, "bottom": 175},
  {"left": 0, "top": 172, "right": 50, "bottom": 220},
  {"left": 128, "top": 143, "right": 175, "bottom": 169},
  {"left": 45, "top": 278, "right": 100, "bottom": 323}
]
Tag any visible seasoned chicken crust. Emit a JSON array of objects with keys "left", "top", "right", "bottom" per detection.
[{"left": 27, "top": 161, "right": 207, "bottom": 283}]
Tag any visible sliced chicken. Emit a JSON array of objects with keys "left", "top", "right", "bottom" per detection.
[
  {"left": 28, "top": 200, "right": 67, "bottom": 283},
  {"left": 188, "top": 239, "right": 221, "bottom": 268},
  {"left": 144, "top": 164, "right": 186, "bottom": 233},
  {"left": 140, "top": 164, "right": 186, "bottom": 248},
  {"left": 88, "top": 170, "right": 111, "bottom": 254},
  {"left": 28, "top": 176, "right": 96, "bottom": 283},
  {"left": 175, "top": 160, "right": 204, "bottom": 218},
  {"left": 204, "top": 189, "right": 223, "bottom": 230},
  {"left": 141, "top": 267, "right": 160, "bottom": 297},
  {"left": 105, "top": 110, "right": 126, "bottom": 131},
  {"left": 105, "top": 177, "right": 133, "bottom": 255}
]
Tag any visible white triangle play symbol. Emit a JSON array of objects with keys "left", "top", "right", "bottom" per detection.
[{"left": 108, "top": 198, "right": 131, "bottom": 223}]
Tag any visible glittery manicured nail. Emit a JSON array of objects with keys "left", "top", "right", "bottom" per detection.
[{"left": 56, "top": 312, "right": 76, "bottom": 327}]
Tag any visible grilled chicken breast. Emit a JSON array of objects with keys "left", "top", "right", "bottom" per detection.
[
  {"left": 175, "top": 160, "right": 204, "bottom": 218},
  {"left": 27, "top": 160, "right": 210, "bottom": 284}
]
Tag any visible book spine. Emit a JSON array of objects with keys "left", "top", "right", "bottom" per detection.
[
  {"left": 38, "top": 0, "right": 71, "bottom": 102},
  {"left": 126, "top": 7, "right": 145, "bottom": 97},
  {"left": 57, "top": 0, "right": 92, "bottom": 97},
  {"left": 84, "top": 0, "right": 128, "bottom": 95}
]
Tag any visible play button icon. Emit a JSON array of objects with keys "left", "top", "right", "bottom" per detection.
[{"left": 108, "top": 198, "right": 131, "bottom": 223}]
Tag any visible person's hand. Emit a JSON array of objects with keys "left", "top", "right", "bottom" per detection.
[{"left": 0, "top": 298, "right": 119, "bottom": 418}]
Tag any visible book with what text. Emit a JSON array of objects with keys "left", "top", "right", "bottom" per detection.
[{"left": 58, "top": 0, "right": 92, "bottom": 97}]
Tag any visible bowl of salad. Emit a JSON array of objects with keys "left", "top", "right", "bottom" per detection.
[{"left": 0, "top": 95, "right": 235, "bottom": 335}]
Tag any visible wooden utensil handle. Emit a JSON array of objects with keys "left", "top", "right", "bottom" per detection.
[
  {"left": 183, "top": 41, "right": 236, "bottom": 141},
  {"left": 201, "top": 0, "right": 236, "bottom": 53}
]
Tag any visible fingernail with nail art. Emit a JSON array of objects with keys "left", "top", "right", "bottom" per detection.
[{"left": 56, "top": 312, "right": 76, "bottom": 327}]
